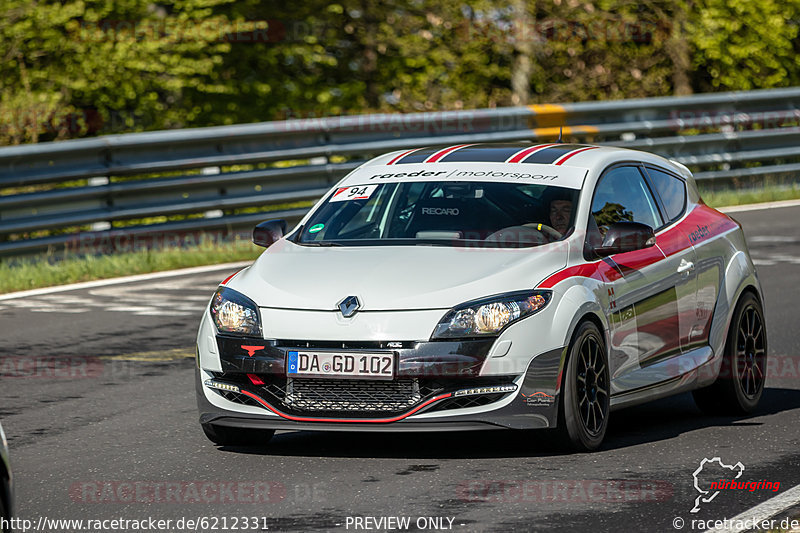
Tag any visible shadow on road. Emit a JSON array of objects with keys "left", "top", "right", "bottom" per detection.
[
  {"left": 214, "top": 387, "right": 800, "bottom": 459},
  {"left": 603, "top": 386, "right": 799, "bottom": 450}
]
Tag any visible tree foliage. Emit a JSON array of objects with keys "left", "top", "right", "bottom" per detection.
[
  {"left": 1, "top": 0, "right": 798, "bottom": 145},
  {"left": 688, "top": 0, "right": 800, "bottom": 91}
]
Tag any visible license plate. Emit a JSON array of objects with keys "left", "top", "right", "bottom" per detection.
[{"left": 286, "top": 351, "right": 394, "bottom": 380}]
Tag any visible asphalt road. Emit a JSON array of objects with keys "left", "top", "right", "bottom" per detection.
[{"left": 2, "top": 205, "right": 800, "bottom": 533}]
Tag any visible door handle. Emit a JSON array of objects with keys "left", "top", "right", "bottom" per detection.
[{"left": 677, "top": 260, "right": 695, "bottom": 274}]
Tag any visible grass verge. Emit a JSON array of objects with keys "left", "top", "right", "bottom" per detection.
[
  {"left": 0, "top": 237, "right": 261, "bottom": 294},
  {"left": 699, "top": 183, "right": 800, "bottom": 207}
]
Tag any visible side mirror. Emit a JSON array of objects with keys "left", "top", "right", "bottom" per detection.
[
  {"left": 253, "top": 219, "right": 287, "bottom": 248},
  {"left": 594, "top": 221, "right": 655, "bottom": 257}
]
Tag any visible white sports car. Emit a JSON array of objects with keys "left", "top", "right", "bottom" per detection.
[{"left": 196, "top": 142, "right": 766, "bottom": 451}]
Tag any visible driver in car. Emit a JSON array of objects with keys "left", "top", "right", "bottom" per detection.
[
  {"left": 484, "top": 190, "right": 575, "bottom": 246},
  {"left": 549, "top": 196, "right": 573, "bottom": 236}
]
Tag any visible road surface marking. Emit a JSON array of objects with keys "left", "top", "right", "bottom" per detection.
[{"left": 703, "top": 482, "right": 800, "bottom": 533}]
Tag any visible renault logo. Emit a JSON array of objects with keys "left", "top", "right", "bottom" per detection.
[{"left": 338, "top": 296, "right": 360, "bottom": 317}]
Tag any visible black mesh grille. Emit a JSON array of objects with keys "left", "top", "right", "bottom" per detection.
[
  {"left": 284, "top": 378, "right": 421, "bottom": 412},
  {"left": 429, "top": 393, "right": 506, "bottom": 412},
  {"left": 210, "top": 387, "right": 262, "bottom": 408}
]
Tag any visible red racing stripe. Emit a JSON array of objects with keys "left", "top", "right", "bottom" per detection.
[
  {"left": 386, "top": 148, "right": 421, "bottom": 165},
  {"left": 612, "top": 245, "right": 666, "bottom": 276},
  {"left": 425, "top": 144, "right": 472, "bottom": 163},
  {"left": 220, "top": 269, "right": 242, "bottom": 286},
  {"left": 506, "top": 144, "right": 558, "bottom": 163},
  {"left": 537, "top": 260, "right": 622, "bottom": 289},
  {"left": 239, "top": 389, "right": 453, "bottom": 424},
  {"left": 537, "top": 205, "right": 739, "bottom": 289},
  {"left": 553, "top": 146, "right": 599, "bottom": 166},
  {"left": 657, "top": 204, "right": 739, "bottom": 257}
]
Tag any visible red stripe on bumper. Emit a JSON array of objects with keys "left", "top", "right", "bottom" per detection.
[{"left": 238, "top": 389, "right": 453, "bottom": 424}]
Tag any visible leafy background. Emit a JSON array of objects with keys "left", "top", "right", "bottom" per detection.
[{"left": 2, "top": 0, "right": 799, "bottom": 145}]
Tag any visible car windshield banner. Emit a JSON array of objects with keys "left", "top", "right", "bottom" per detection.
[{"left": 341, "top": 162, "right": 589, "bottom": 189}]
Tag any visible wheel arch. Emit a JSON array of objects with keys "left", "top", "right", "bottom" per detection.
[
  {"left": 559, "top": 311, "right": 607, "bottom": 381},
  {"left": 548, "top": 283, "right": 610, "bottom": 390},
  {"left": 552, "top": 284, "right": 609, "bottom": 348},
  {"left": 700, "top": 249, "right": 765, "bottom": 387}
]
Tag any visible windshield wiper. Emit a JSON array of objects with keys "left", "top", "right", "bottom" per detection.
[
  {"left": 414, "top": 241, "right": 453, "bottom": 247},
  {"left": 299, "top": 241, "right": 344, "bottom": 247}
]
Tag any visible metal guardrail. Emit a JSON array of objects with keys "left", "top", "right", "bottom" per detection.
[{"left": 1, "top": 86, "right": 800, "bottom": 257}]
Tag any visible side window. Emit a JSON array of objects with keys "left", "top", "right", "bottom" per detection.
[
  {"left": 590, "top": 166, "right": 662, "bottom": 234},
  {"left": 645, "top": 167, "right": 687, "bottom": 222}
]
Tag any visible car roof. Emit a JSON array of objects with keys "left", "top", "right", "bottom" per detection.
[{"left": 364, "top": 142, "right": 691, "bottom": 179}]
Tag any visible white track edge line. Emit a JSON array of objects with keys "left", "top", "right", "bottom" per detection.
[
  {"left": 0, "top": 261, "right": 252, "bottom": 301},
  {"left": 703, "top": 482, "right": 800, "bottom": 533},
  {"left": 718, "top": 198, "right": 800, "bottom": 213}
]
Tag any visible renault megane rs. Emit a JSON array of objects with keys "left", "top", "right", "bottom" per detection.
[{"left": 196, "top": 142, "right": 766, "bottom": 451}]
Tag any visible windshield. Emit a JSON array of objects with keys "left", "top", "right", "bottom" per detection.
[{"left": 296, "top": 181, "right": 579, "bottom": 248}]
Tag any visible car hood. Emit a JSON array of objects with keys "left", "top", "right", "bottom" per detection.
[{"left": 230, "top": 239, "right": 569, "bottom": 311}]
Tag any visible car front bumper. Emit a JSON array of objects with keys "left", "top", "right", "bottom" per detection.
[{"left": 196, "top": 335, "right": 565, "bottom": 431}]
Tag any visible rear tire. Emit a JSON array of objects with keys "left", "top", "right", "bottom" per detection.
[
  {"left": 693, "top": 292, "right": 767, "bottom": 415},
  {"left": 201, "top": 423, "right": 275, "bottom": 446},
  {"left": 556, "top": 320, "right": 610, "bottom": 452}
]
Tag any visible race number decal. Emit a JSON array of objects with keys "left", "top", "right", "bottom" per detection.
[{"left": 329, "top": 185, "right": 378, "bottom": 202}]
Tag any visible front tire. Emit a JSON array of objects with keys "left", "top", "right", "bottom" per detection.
[
  {"left": 693, "top": 292, "right": 767, "bottom": 415},
  {"left": 201, "top": 423, "right": 275, "bottom": 446},
  {"left": 556, "top": 320, "right": 610, "bottom": 452}
]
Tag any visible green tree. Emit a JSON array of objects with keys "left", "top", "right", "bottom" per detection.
[
  {"left": 688, "top": 0, "right": 800, "bottom": 91},
  {"left": 0, "top": 0, "right": 239, "bottom": 143},
  {"left": 4, "top": 0, "right": 800, "bottom": 146}
]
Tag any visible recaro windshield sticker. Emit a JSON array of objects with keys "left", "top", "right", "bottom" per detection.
[
  {"left": 329, "top": 184, "right": 379, "bottom": 202},
  {"left": 343, "top": 162, "right": 588, "bottom": 190}
]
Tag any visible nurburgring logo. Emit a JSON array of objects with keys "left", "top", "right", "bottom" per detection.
[{"left": 691, "top": 457, "right": 780, "bottom": 513}]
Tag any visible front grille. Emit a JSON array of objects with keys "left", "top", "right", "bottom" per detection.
[
  {"left": 209, "top": 372, "right": 516, "bottom": 417},
  {"left": 284, "top": 378, "right": 421, "bottom": 412}
]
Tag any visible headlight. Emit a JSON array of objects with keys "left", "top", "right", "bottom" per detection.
[
  {"left": 432, "top": 290, "right": 552, "bottom": 339},
  {"left": 210, "top": 287, "right": 262, "bottom": 337}
]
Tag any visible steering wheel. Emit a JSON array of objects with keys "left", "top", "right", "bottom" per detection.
[
  {"left": 523, "top": 222, "right": 562, "bottom": 241},
  {"left": 485, "top": 225, "right": 548, "bottom": 247}
]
